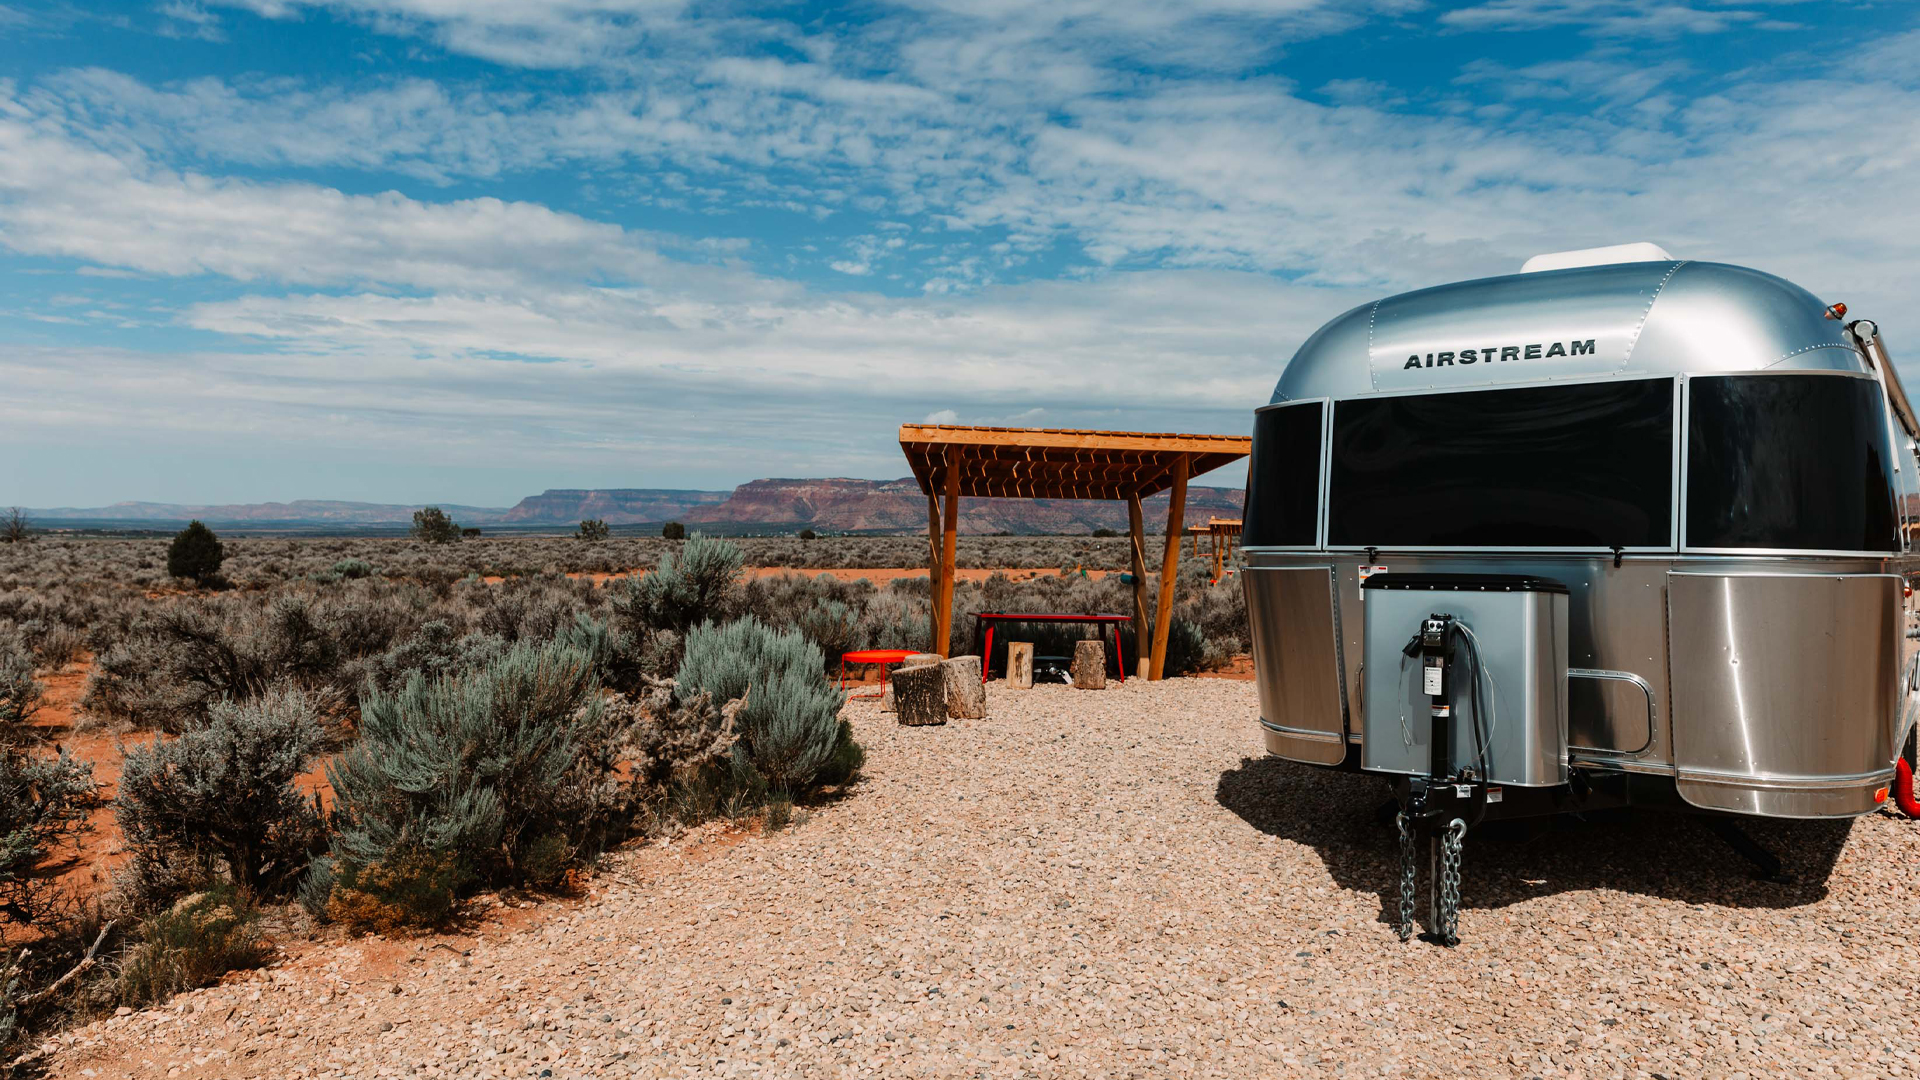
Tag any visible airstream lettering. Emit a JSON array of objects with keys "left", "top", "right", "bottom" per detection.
[
  {"left": 1402, "top": 338, "right": 1596, "bottom": 370},
  {"left": 1244, "top": 246, "right": 1919, "bottom": 945}
]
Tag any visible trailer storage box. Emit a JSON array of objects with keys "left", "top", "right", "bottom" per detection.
[{"left": 1361, "top": 574, "right": 1569, "bottom": 787}]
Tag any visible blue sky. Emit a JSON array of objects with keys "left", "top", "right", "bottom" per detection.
[{"left": 2, "top": 0, "right": 1915, "bottom": 507}]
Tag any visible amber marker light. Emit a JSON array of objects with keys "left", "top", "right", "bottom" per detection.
[
  {"left": 1826, "top": 302, "right": 1848, "bottom": 320},
  {"left": 1874, "top": 787, "right": 1889, "bottom": 804}
]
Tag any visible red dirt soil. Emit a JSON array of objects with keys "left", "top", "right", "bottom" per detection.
[{"left": 7, "top": 659, "right": 338, "bottom": 938}]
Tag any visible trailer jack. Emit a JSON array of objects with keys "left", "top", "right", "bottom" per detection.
[{"left": 1703, "top": 817, "right": 1794, "bottom": 885}]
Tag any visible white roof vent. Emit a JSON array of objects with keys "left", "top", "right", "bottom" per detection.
[{"left": 1521, "top": 242, "right": 1675, "bottom": 274}]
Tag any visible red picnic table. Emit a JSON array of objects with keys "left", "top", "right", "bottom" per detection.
[
  {"left": 837, "top": 648, "right": 921, "bottom": 698},
  {"left": 969, "top": 612, "right": 1128, "bottom": 683}
]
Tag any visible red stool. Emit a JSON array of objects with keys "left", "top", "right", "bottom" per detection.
[{"left": 838, "top": 648, "right": 920, "bottom": 699}]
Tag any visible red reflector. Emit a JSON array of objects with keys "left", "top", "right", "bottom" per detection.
[
  {"left": 1826, "top": 302, "right": 1848, "bottom": 320},
  {"left": 1874, "top": 787, "right": 1890, "bottom": 803}
]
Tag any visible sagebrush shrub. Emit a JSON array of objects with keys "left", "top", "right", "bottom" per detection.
[
  {"left": 84, "top": 595, "right": 341, "bottom": 733},
  {"left": 0, "top": 640, "right": 40, "bottom": 732},
  {"left": 677, "top": 618, "right": 849, "bottom": 795},
  {"left": 326, "top": 640, "right": 606, "bottom": 924},
  {"left": 116, "top": 884, "right": 265, "bottom": 1007},
  {"left": 614, "top": 533, "right": 743, "bottom": 637},
  {"left": 166, "top": 521, "right": 224, "bottom": 585},
  {"left": 0, "top": 748, "right": 95, "bottom": 925},
  {"left": 330, "top": 558, "right": 375, "bottom": 580},
  {"left": 116, "top": 688, "right": 327, "bottom": 897}
]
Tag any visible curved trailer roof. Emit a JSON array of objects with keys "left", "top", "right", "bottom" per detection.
[{"left": 1272, "top": 260, "right": 1864, "bottom": 404}]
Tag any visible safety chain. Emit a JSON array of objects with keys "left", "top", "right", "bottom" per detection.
[
  {"left": 1395, "top": 811, "right": 1416, "bottom": 942},
  {"left": 1434, "top": 817, "right": 1467, "bottom": 947}
]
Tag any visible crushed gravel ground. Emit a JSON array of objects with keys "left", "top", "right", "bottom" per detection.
[{"left": 41, "top": 679, "right": 1920, "bottom": 1078}]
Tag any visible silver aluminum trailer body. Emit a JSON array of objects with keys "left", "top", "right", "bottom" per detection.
[{"left": 1245, "top": 256, "right": 1920, "bottom": 821}]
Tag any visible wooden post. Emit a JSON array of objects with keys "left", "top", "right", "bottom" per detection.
[
  {"left": 1127, "top": 493, "right": 1150, "bottom": 679},
  {"left": 1211, "top": 527, "right": 1224, "bottom": 580},
  {"left": 1149, "top": 454, "right": 1190, "bottom": 680},
  {"left": 1006, "top": 642, "right": 1034, "bottom": 688},
  {"left": 1071, "top": 639, "right": 1107, "bottom": 690},
  {"left": 926, "top": 488, "right": 944, "bottom": 655},
  {"left": 937, "top": 452, "right": 961, "bottom": 657}
]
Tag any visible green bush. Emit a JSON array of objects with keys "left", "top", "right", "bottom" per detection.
[
  {"left": 613, "top": 533, "right": 743, "bottom": 638},
  {"left": 330, "top": 558, "right": 375, "bottom": 580},
  {"left": 325, "top": 846, "right": 460, "bottom": 934},
  {"left": 83, "top": 595, "right": 341, "bottom": 733},
  {"left": 117, "top": 884, "right": 265, "bottom": 1007},
  {"left": 0, "top": 641, "right": 41, "bottom": 733},
  {"left": 578, "top": 519, "right": 610, "bottom": 541},
  {"left": 116, "top": 689, "right": 327, "bottom": 897},
  {"left": 661, "top": 521, "right": 686, "bottom": 540},
  {"left": 166, "top": 521, "right": 224, "bottom": 585},
  {"left": 410, "top": 507, "right": 461, "bottom": 545},
  {"left": 677, "top": 618, "right": 850, "bottom": 795},
  {"left": 0, "top": 748, "right": 95, "bottom": 925},
  {"left": 326, "top": 641, "right": 606, "bottom": 925},
  {"left": 796, "top": 599, "right": 862, "bottom": 662}
]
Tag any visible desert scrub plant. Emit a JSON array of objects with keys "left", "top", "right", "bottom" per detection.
[
  {"left": 165, "top": 521, "right": 224, "bottom": 585},
  {"left": 115, "top": 689, "right": 327, "bottom": 898},
  {"left": 83, "top": 595, "right": 342, "bottom": 733},
  {"left": 330, "top": 558, "right": 375, "bottom": 580},
  {"left": 577, "top": 519, "right": 610, "bottom": 541},
  {"left": 410, "top": 506, "right": 461, "bottom": 544},
  {"left": 0, "top": 747, "right": 95, "bottom": 926},
  {"left": 0, "top": 638, "right": 40, "bottom": 734},
  {"left": 676, "top": 617, "right": 851, "bottom": 796},
  {"left": 325, "top": 640, "right": 607, "bottom": 927},
  {"left": 323, "top": 846, "right": 460, "bottom": 934},
  {"left": 614, "top": 533, "right": 743, "bottom": 636},
  {"left": 116, "top": 884, "right": 265, "bottom": 1007}
]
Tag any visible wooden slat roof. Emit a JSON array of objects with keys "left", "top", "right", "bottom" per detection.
[{"left": 899, "top": 424, "right": 1251, "bottom": 501}]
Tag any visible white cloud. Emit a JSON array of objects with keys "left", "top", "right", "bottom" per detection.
[
  {"left": 1439, "top": 0, "right": 1804, "bottom": 37},
  {"left": 214, "top": 0, "right": 694, "bottom": 68}
]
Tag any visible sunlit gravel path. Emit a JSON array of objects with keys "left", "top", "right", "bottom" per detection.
[{"left": 42, "top": 679, "right": 1920, "bottom": 1078}]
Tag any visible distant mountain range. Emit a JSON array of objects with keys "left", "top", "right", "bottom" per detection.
[{"left": 26, "top": 479, "right": 1244, "bottom": 536}]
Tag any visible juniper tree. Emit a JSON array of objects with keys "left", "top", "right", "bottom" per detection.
[
  {"left": 577, "top": 519, "right": 610, "bottom": 541},
  {"left": 166, "top": 521, "right": 224, "bottom": 584},
  {"left": 410, "top": 507, "right": 460, "bottom": 544}
]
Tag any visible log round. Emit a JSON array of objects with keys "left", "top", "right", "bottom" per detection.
[
  {"left": 941, "top": 655, "right": 987, "bottom": 719},
  {"left": 891, "top": 663, "right": 949, "bottom": 726},
  {"left": 1005, "top": 642, "right": 1034, "bottom": 689},
  {"left": 1071, "top": 639, "right": 1107, "bottom": 690}
]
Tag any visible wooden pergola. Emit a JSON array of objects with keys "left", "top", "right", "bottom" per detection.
[
  {"left": 899, "top": 424, "right": 1252, "bottom": 680},
  {"left": 1206, "top": 517, "right": 1243, "bottom": 579}
]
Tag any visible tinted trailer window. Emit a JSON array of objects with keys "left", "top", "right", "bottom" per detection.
[
  {"left": 1328, "top": 378, "right": 1674, "bottom": 548},
  {"left": 1687, "top": 374, "right": 1898, "bottom": 552},
  {"left": 1244, "top": 401, "right": 1322, "bottom": 546}
]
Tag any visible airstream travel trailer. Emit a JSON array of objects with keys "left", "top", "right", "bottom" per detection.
[{"left": 1242, "top": 244, "right": 1919, "bottom": 943}]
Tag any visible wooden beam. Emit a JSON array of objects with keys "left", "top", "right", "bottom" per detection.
[
  {"left": 926, "top": 488, "right": 943, "bottom": 654},
  {"left": 899, "top": 424, "right": 1251, "bottom": 457},
  {"left": 937, "top": 452, "right": 961, "bottom": 657},
  {"left": 1149, "top": 454, "right": 1190, "bottom": 681},
  {"left": 1127, "top": 492, "right": 1150, "bottom": 679}
]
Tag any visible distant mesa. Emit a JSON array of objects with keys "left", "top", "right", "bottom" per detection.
[{"left": 29, "top": 479, "right": 1243, "bottom": 535}]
